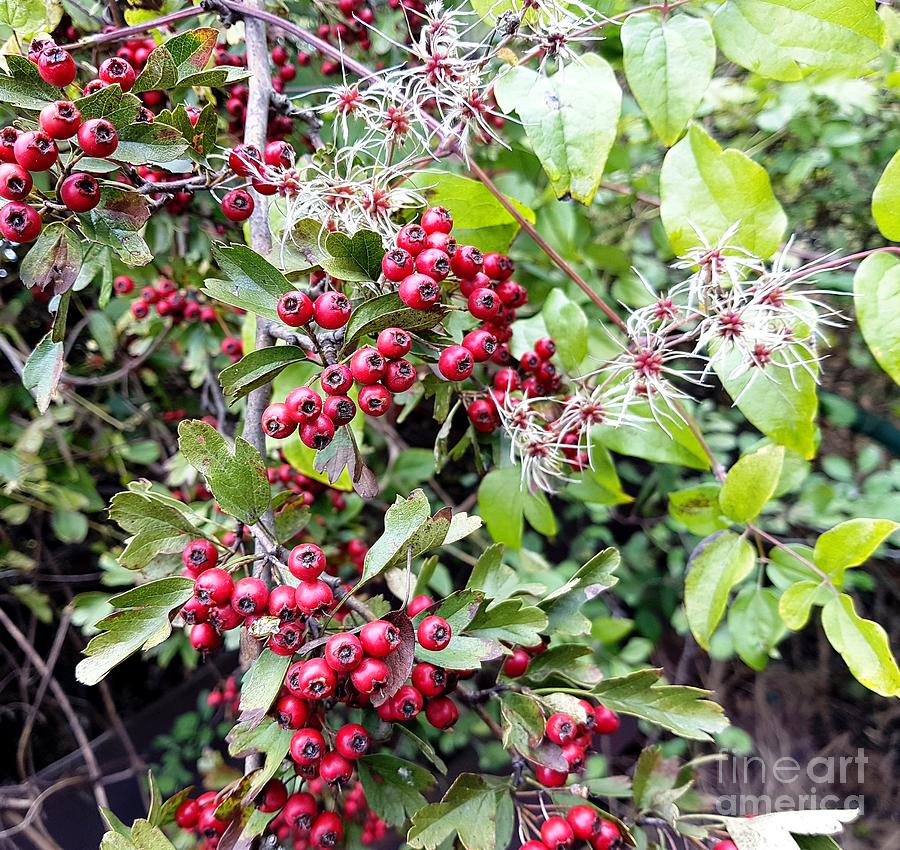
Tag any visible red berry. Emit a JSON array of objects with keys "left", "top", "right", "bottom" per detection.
[
  {"left": 295, "top": 579, "right": 334, "bottom": 614},
  {"left": 438, "top": 345, "right": 473, "bottom": 381},
  {"left": 278, "top": 62, "right": 297, "bottom": 82},
  {"left": 396, "top": 223, "right": 427, "bottom": 255},
  {"left": 113, "top": 275, "right": 134, "bottom": 294},
  {"left": 283, "top": 792, "right": 318, "bottom": 832},
  {"left": 221, "top": 188, "right": 254, "bottom": 221},
  {"left": 76, "top": 118, "right": 118, "bottom": 157},
  {"left": 277, "top": 290, "right": 314, "bottom": 326},
  {"left": 360, "top": 619, "right": 401, "bottom": 657},
  {"left": 520, "top": 350, "right": 541, "bottom": 372},
  {"left": 350, "top": 345, "right": 386, "bottom": 384},
  {"left": 335, "top": 723, "right": 370, "bottom": 759},
  {"left": 546, "top": 712, "right": 577, "bottom": 745},
  {"left": 232, "top": 576, "right": 268, "bottom": 615},
  {"left": 383, "top": 358, "right": 416, "bottom": 393},
  {"left": 197, "top": 805, "right": 228, "bottom": 838},
  {"left": 37, "top": 47, "right": 76, "bottom": 87},
  {"left": 313, "top": 291, "right": 352, "bottom": 329},
  {"left": 182, "top": 539, "right": 217, "bottom": 572},
  {"left": 502, "top": 648, "right": 530, "bottom": 677},
  {"left": 493, "top": 368, "right": 519, "bottom": 392},
  {"left": 59, "top": 172, "right": 100, "bottom": 212},
  {"left": 270, "top": 621, "right": 304, "bottom": 655},
  {"left": 412, "top": 662, "right": 446, "bottom": 697},
  {"left": 39, "top": 100, "right": 81, "bottom": 139},
  {"left": 462, "top": 328, "right": 497, "bottom": 362},
  {"left": 382, "top": 247, "right": 414, "bottom": 281},
  {"left": 425, "top": 231, "right": 456, "bottom": 255},
  {"left": 483, "top": 252, "right": 514, "bottom": 280},
  {"left": 274, "top": 694, "right": 309, "bottom": 728},
  {"left": 0, "top": 164, "right": 32, "bottom": 201},
  {"left": 99, "top": 57, "right": 136, "bottom": 91},
  {"left": 0, "top": 127, "right": 20, "bottom": 162},
  {"left": 269, "top": 584, "right": 299, "bottom": 620},
  {"left": 180, "top": 597, "right": 208, "bottom": 625},
  {"left": 194, "top": 567, "right": 234, "bottom": 606},
  {"left": 258, "top": 778, "right": 288, "bottom": 813},
  {"left": 349, "top": 656, "right": 389, "bottom": 693},
  {"left": 521, "top": 843, "right": 548, "bottom": 850},
  {"left": 392, "top": 684, "right": 424, "bottom": 720},
  {"left": 414, "top": 247, "right": 450, "bottom": 281},
  {"left": 221, "top": 336, "right": 242, "bottom": 356},
  {"left": 467, "top": 398, "right": 499, "bottom": 434},
  {"left": 535, "top": 765, "right": 568, "bottom": 787},
  {"left": 320, "top": 363, "right": 353, "bottom": 395},
  {"left": 14, "top": 131, "right": 58, "bottom": 171},
  {"left": 288, "top": 657, "right": 337, "bottom": 700},
  {"left": 496, "top": 279, "right": 528, "bottom": 307},
  {"left": 535, "top": 337, "right": 557, "bottom": 360},
  {"left": 468, "top": 287, "right": 501, "bottom": 321},
  {"left": 407, "top": 595, "right": 432, "bottom": 616},
  {"left": 285, "top": 386, "right": 323, "bottom": 423},
  {"left": 130, "top": 300, "right": 149, "bottom": 319},
  {"left": 228, "top": 143, "right": 261, "bottom": 176},
  {"left": 265, "top": 140, "right": 294, "bottom": 168},
  {"left": 420, "top": 206, "right": 453, "bottom": 234},
  {"left": 262, "top": 402, "right": 296, "bottom": 438},
  {"left": 567, "top": 805, "right": 602, "bottom": 840},
  {"left": 319, "top": 750, "right": 353, "bottom": 785},
  {"left": 288, "top": 542, "right": 327, "bottom": 581},
  {"left": 82, "top": 79, "right": 109, "bottom": 96},
  {"left": 290, "top": 727, "right": 326, "bottom": 765},
  {"left": 541, "top": 816, "right": 574, "bottom": 850},
  {"left": 377, "top": 326, "right": 412, "bottom": 358},
  {"left": 593, "top": 704, "right": 620, "bottom": 735},
  {"left": 450, "top": 245, "right": 483, "bottom": 279},
  {"left": 591, "top": 820, "right": 621, "bottom": 850},
  {"left": 398, "top": 273, "right": 441, "bottom": 310},
  {"left": 174, "top": 799, "right": 200, "bottom": 829},
  {"left": 310, "top": 811, "right": 343, "bottom": 848},
  {"left": 712, "top": 843, "right": 738, "bottom": 850},
  {"left": 417, "top": 615, "right": 451, "bottom": 650},
  {"left": 271, "top": 44, "right": 289, "bottom": 65},
  {"left": 357, "top": 383, "right": 391, "bottom": 417},
  {"left": 324, "top": 632, "right": 363, "bottom": 672},
  {"left": 0, "top": 202, "right": 42, "bottom": 242},
  {"left": 190, "top": 622, "right": 221, "bottom": 653},
  {"left": 322, "top": 394, "right": 356, "bottom": 426},
  {"left": 424, "top": 695, "right": 458, "bottom": 729}
]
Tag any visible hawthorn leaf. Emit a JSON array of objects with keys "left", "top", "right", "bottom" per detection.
[
  {"left": 322, "top": 229, "right": 384, "bottom": 281},
  {"left": 359, "top": 490, "right": 432, "bottom": 585},
  {"left": 540, "top": 548, "right": 619, "bottom": 636},
  {"left": 777, "top": 580, "right": 827, "bottom": 631},
  {"left": 81, "top": 188, "right": 153, "bottom": 267},
  {"left": 542, "top": 289, "right": 587, "bottom": 371},
  {"left": 468, "top": 598, "right": 547, "bottom": 645},
  {"left": 205, "top": 244, "right": 293, "bottom": 321},
  {"left": 342, "top": 292, "right": 447, "bottom": 351},
  {"left": 238, "top": 649, "right": 291, "bottom": 727},
  {"left": 358, "top": 754, "right": 434, "bottom": 827},
  {"left": 478, "top": 467, "right": 524, "bottom": 548},
  {"left": 219, "top": 345, "right": 309, "bottom": 403},
  {"left": 108, "top": 490, "right": 200, "bottom": 568},
  {"left": 725, "top": 809, "right": 859, "bottom": 850},
  {"left": 0, "top": 54, "right": 60, "bottom": 110},
  {"left": 113, "top": 122, "right": 190, "bottom": 166},
  {"left": 499, "top": 691, "right": 545, "bottom": 754},
  {"left": 22, "top": 332, "right": 64, "bottom": 414},
  {"left": 20, "top": 223, "right": 84, "bottom": 297}
]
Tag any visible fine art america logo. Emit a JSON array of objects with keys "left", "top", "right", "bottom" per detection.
[{"left": 715, "top": 750, "right": 867, "bottom": 815}]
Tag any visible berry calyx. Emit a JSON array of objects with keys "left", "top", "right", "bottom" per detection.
[
  {"left": 357, "top": 383, "right": 391, "bottom": 417},
  {"left": 285, "top": 386, "right": 323, "bottom": 423},
  {"left": 231, "top": 576, "right": 268, "bottom": 614},
  {"left": 290, "top": 727, "right": 326, "bottom": 765},
  {"left": 324, "top": 632, "right": 364, "bottom": 672},
  {"left": 398, "top": 273, "right": 441, "bottom": 310}
]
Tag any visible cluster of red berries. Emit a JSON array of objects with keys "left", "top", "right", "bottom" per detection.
[
  {"left": 312, "top": 0, "right": 376, "bottom": 76},
  {"left": 117, "top": 274, "right": 220, "bottom": 323},
  {"left": 534, "top": 704, "right": 620, "bottom": 788},
  {"left": 269, "top": 40, "right": 311, "bottom": 90},
  {"left": 206, "top": 675, "right": 240, "bottom": 713},
  {"left": 219, "top": 139, "right": 300, "bottom": 221},
  {"left": 522, "top": 807, "right": 622, "bottom": 850}
]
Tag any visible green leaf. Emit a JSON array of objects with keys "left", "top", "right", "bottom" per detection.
[
  {"left": 478, "top": 467, "right": 524, "bottom": 549},
  {"left": 358, "top": 754, "right": 435, "bottom": 827},
  {"left": 108, "top": 490, "right": 200, "bottom": 569},
  {"left": 711, "top": 340, "right": 819, "bottom": 459},
  {"left": 499, "top": 691, "right": 545, "bottom": 753},
  {"left": 81, "top": 188, "right": 153, "bottom": 267},
  {"left": 407, "top": 773, "right": 512, "bottom": 850},
  {"left": 719, "top": 444, "right": 785, "bottom": 522},
  {"left": 853, "top": 252, "right": 900, "bottom": 385},
  {"left": 591, "top": 669, "right": 729, "bottom": 741},
  {"left": 22, "top": 332, "right": 64, "bottom": 414},
  {"left": 219, "top": 345, "right": 309, "bottom": 403},
  {"left": 360, "top": 490, "right": 432, "bottom": 584},
  {"left": 226, "top": 717, "right": 294, "bottom": 796},
  {"left": 20, "top": 223, "right": 84, "bottom": 297},
  {"left": 494, "top": 54, "right": 622, "bottom": 204},
  {"left": 238, "top": 649, "right": 290, "bottom": 726},
  {"left": 712, "top": 0, "right": 885, "bottom": 83},
  {"left": 542, "top": 289, "right": 587, "bottom": 370},
  {"left": 468, "top": 598, "right": 548, "bottom": 645},
  {"left": 342, "top": 292, "right": 448, "bottom": 351},
  {"left": 0, "top": 54, "right": 60, "bottom": 110},
  {"left": 727, "top": 587, "right": 785, "bottom": 671},
  {"left": 88, "top": 311, "right": 117, "bottom": 361},
  {"left": 158, "top": 27, "right": 218, "bottom": 81},
  {"left": 821, "top": 593, "right": 900, "bottom": 697},
  {"left": 178, "top": 420, "right": 270, "bottom": 525},
  {"left": 101, "top": 819, "right": 178, "bottom": 850},
  {"left": 621, "top": 12, "right": 716, "bottom": 147},
  {"left": 813, "top": 517, "right": 899, "bottom": 581},
  {"left": 684, "top": 531, "right": 756, "bottom": 649},
  {"left": 156, "top": 103, "right": 217, "bottom": 158},
  {"left": 76, "top": 578, "right": 195, "bottom": 685},
  {"left": 872, "top": 150, "right": 900, "bottom": 242},
  {"left": 322, "top": 229, "right": 384, "bottom": 281},
  {"left": 0, "top": 0, "right": 53, "bottom": 34},
  {"left": 407, "top": 171, "right": 535, "bottom": 253},
  {"left": 113, "top": 122, "right": 190, "bottom": 166},
  {"left": 526, "top": 645, "right": 603, "bottom": 688},
  {"left": 778, "top": 580, "right": 826, "bottom": 631},
  {"left": 660, "top": 124, "right": 786, "bottom": 257},
  {"left": 668, "top": 484, "right": 730, "bottom": 535},
  {"left": 522, "top": 490, "right": 557, "bottom": 537},
  {"left": 131, "top": 46, "right": 178, "bottom": 93},
  {"left": 205, "top": 243, "right": 293, "bottom": 321},
  {"left": 539, "top": 548, "right": 619, "bottom": 636},
  {"left": 75, "top": 84, "right": 142, "bottom": 130}
]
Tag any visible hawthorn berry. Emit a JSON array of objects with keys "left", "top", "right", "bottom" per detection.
[
  {"left": 180, "top": 597, "right": 209, "bottom": 625},
  {"left": 415, "top": 247, "right": 451, "bottom": 281},
  {"left": 462, "top": 328, "right": 497, "bottom": 362},
  {"left": 194, "top": 568, "right": 234, "bottom": 606},
  {"left": 483, "top": 252, "right": 514, "bottom": 280},
  {"left": 320, "top": 363, "right": 353, "bottom": 395},
  {"left": 221, "top": 188, "right": 254, "bottom": 222},
  {"left": 407, "top": 594, "right": 432, "bottom": 616},
  {"left": 257, "top": 778, "right": 288, "bottom": 813},
  {"left": 0, "top": 127, "right": 19, "bottom": 162},
  {"left": 521, "top": 842, "right": 548, "bottom": 850},
  {"left": 324, "top": 632, "right": 364, "bottom": 672},
  {"left": 99, "top": 57, "right": 136, "bottom": 91},
  {"left": 113, "top": 275, "right": 134, "bottom": 294},
  {"left": 567, "top": 805, "right": 602, "bottom": 840},
  {"left": 383, "top": 358, "right": 416, "bottom": 393},
  {"left": 174, "top": 799, "right": 200, "bottom": 829},
  {"left": 468, "top": 287, "right": 501, "bottom": 321},
  {"left": 393, "top": 684, "right": 424, "bottom": 720},
  {"left": 0, "top": 202, "right": 42, "bottom": 242},
  {"left": 349, "top": 656, "right": 389, "bottom": 693},
  {"left": 39, "top": 101, "right": 81, "bottom": 139},
  {"left": 335, "top": 722, "right": 370, "bottom": 759},
  {"left": 350, "top": 346, "right": 386, "bottom": 384},
  {"left": 270, "top": 621, "right": 304, "bottom": 655},
  {"left": 494, "top": 368, "right": 520, "bottom": 392},
  {"left": 592, "top": 820, "right": 622, "bottom": 850},
  {"left": 396, "top": 223, "right": 427, "bottom": 255},
  {"left": 535, "top": 765, "right": 568, "bottom": 788},
  {"left": 535, "top": 336, "right": 557, "bottom": 360},
  {"left": 271, "top": 44, "right": 289, "bottom": 65},
  {"left": 502, "top": 648, "right": 530, "bottom": 677},
  {"left": 593, "top": 704, "right": 620, "bottom": 735},
  {"left": 438, "top": 345, "right": 474, "bottom": 381},
  {"left": 424, "top": 695, "right": 459, "bottom": 729},
  {"left": 357, "top": 383, "right": 391, "bottom": 417},
  {"left": 189, "top": 623, "right": 221, "bottom": 653},
  {"left": 130, "top": 300, "right": 149, "bottom": 319},
  {"left": 284, "top": 792, "right": 318, "bottom": 832},
  {"left": 496, "top": 279, "right": 528, "bottom": 307},
  {"left": 322, "top": 394, "right": 356, "bottom": 426},
  {"left": 14, "top": 131, "right": 58, "bottom": 171},
  {"left": 467, "top": 398, "right": 499, "bottom": 434},
  {"left": 77, "top": 118, "right": 118, "bottom": 157},
  {"left": 82, "top": 79, "right": 109, "bottom": 96},
  {"left": 228, "top": 143, "right": 261, "bottom": 176},
  {"left": 450, "top": 244, "right": 484, "bottom": 279},
  {"left": 290, "top": 727, "right": 326, "bottom": 765},
  {"left": 262, "top": 402, "right": 296, "bottom": 438},
  {"left": 0, "top": 164, "right": 32, "bottom": 202},
  {"left": 60, "top": 172, "right": 101, "bottom": 212},
  {"left": 520, "top": 350, "right": 542, "bottom": 372},
  {"left": 294, "top": 657, "right": 338, "bottom": 699},
  {"left": 182, "top": 539, "right": 217, "bottom": 572},
  {"left": 310, "top": 811, "right": 343, "bottom": 848},
  {"left": 319, "top": 750, "right": 353, "bottom": 785},
  {"left": 221, "top": 336, "right": 242, "bottom": 356},
  {"left": 264, "top": 140, "right": 294, "bottom": 168},
  {"left": 295, "top": 579, "right": 334, "bottom": 614},
  {"left": 274, "top": 694, "right": 310, "bottom": 729},
  {"left": 313, "top": 291, "right": 352, "bottom": 329},
  {"left": 231, "top": 576, "right": 268, "bottom": 614},
  {"left": 398, "top": 272, "right": 441, "bottom": 310},
  {"left": 285, "top": 386, "right": 323, "bottom": 422},
  {"left": 360, "top": 619, "right": 400, "bottom": 657},
  {"left": 197, "top": 806, "right": 229, "bottom": 838},
  {"left": 377, "top": 326, "right": 412, "bottom": 358},
  {"left": 37, "top": 47, "right": 76, "bottom": 87},
  {"left": 421, "top": 205, "right": 453, "bottom": 234},
  {"left": 412, "top": 662, "right": 446, "bottom": 698},
  {"left": 541, "top": 817, "right": 575, "bottom": 850},
  {"left": 277, "top": 290, "right": 314, "bottom": 326},
  {"left": 381, "top": 247, "right": 414, "bottom": 281},
  {"left": 546, "top": 712, "right": 578, "bottom": 746},
  {"left": 288, "top": 542, "right": 327, "bottom": 581},
  {"left": 425, "top": 231, "right": 456, "bottom": 255},
  {"left": 417, "top": 615, "right": 451, "bottom": 650}
]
